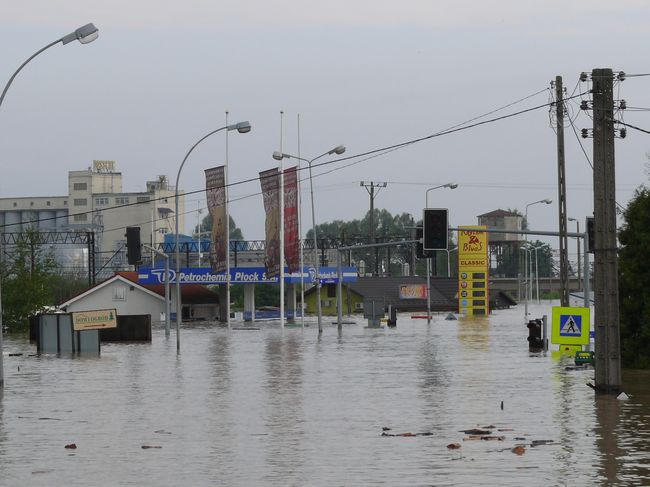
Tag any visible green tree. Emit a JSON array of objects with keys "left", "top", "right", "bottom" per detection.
[
  {"left": 618, "top": 185, "right": 650, "bottom": 368},
  {"left": 196, "top": 214, "right": 244, "bottom": 240},
  {"left": 1, "top": 229, "right": 59, "bottom": 331}
]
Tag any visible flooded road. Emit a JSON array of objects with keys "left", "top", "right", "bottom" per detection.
[{"left": 1, "top": 302, "right": 649, "bottom": 486}]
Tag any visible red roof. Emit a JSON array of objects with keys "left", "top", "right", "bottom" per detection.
[{"left": 117, "top": 272, "right": 220, "bottom": 304}]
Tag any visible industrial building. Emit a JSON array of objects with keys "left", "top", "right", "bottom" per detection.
[{"left": 0, "top": 160, "right": 182, "bottom": 278}]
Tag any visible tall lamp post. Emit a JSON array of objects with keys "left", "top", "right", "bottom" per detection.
[
  {"left": 174, "top": 121, "right": 251, "bottom": 352},
  {"left": 0, "top": 23, "right": 99, "bottom": 389},
  {"left": 273, "top": 145, "right": 346, "bottom": 334},
  {"left": 568, "top": 217, "right": 581, "bottom": 291},
  {"left": 424, "top": 183, "right": 458, "bottom": 324}
]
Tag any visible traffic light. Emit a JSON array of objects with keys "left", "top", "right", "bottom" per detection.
[
  {"left": 586, "top": 216, "right": 595, "bottom": 253},
  {"left": 125, "top": 226, "right": 142, "bottom": 265},
  {"left": 423, "top": 208, "right": 448, "bottom": 251}
]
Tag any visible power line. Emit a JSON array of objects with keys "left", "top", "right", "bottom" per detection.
[{"left": 2, "top": 89, "right": 586, "bottom": 233}]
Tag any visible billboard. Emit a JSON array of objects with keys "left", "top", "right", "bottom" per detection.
[
  {"left": 72, "top": 309, "right": 118, "bottom": 331},
  {"left": 398, "top": 284, "right": 428, "bottom": 300},
  {"left": 259, "top": 168, "right": 280, "bottom": 277},
  {"left": 283, "top": 166, "right": 299, "bottom": 273},
  {"left": 458, "top": 225, "right": 489, "bottom": 317},
  {"left": 205, "top": 166, "right": 227, "bottom": 273}
]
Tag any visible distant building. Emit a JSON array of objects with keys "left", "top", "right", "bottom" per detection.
[
  {"left": 477, "top": 209, "right": 523, "bottom": 278},
  {"left": 0, "top": 160, "right": 182, "bottom": 275}
]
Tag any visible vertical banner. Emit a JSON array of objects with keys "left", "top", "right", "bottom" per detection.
[
  {"left": 283, "top": 166, "right": 299, "bottom": 273},
  {"left": 205, "top": 166, "right": 227, "bottom": 273},
  {"left": 458, "top": 225, "right": 489, "bottom": 317},
  {"left": 259, "top": 168, "right": 281, "bottom": 278}
]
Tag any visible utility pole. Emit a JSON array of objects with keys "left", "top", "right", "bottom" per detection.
[
  {"left": 360, "top": 181, "right": 387, "bottom": 275},
  {"left": 592, "top": 68, "right": 621, "bottom": 393},
  {"left": 554, "top": 76, "right": 570, "bottom": 306}
]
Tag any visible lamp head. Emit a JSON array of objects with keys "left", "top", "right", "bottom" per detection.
[
  {"left": 447, "top": 183, "right": 458, "bottom": 189},
  {"left": 272, "top": 151, "right": 285, "bottom": 161},
  {"left": 61, "top": 23, "right": 99, "bottom": 45},
  {"left": 328, "top": 145, "right": 346, "bottom": 155},
  {"left": 235, "top": 121, "right": 252, "bottom": 134},
  {"left": 543, "top": 199, "right": 552, "bottom": 204}
]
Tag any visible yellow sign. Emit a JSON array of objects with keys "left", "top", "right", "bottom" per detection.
[
  {"left": 72, "top": 309, "right": 118, "bottom": 331},
  {"left": 458, "top": 225, "right": 489, "bottom": 316},
  {"left": 551, "top": 306, "right": 590, "bottom": 345}
]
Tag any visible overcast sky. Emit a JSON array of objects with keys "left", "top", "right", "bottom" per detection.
[{"left": 1, "top": 1, "right": 649, "bottom": 254}]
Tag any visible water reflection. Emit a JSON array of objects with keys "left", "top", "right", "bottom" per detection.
[
  {"left": 1, "top": 308, "right": 650, "bottom": 485},
  {"left": 263, "top": 331, "right": 305, "bottom": 485}
]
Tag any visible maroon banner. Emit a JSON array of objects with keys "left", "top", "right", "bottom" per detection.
[
  {"left": 259, "top": 168, "right": 280, "bottom": 278},
  {"left": 205, "top": 166, "right": 227, "bottom": 273},
  {"left": 283, "top": 166, "right": 299, "bottom": 273}
]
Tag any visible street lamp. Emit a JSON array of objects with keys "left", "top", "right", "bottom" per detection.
[
  {"left": 568, "top": 217, "right": 582, "bottom": 291},
  {"left": 174, "top": 121, "right": 251, "bottom": 352},
  {"left": 424, "top": 183, "right": 458, "bottom": 324},
  {"left": 273, "top": 144, "right": 346, "bottom": 334},
  {"left": 0, "top": 23, "right": 99, "bottom": 389}
]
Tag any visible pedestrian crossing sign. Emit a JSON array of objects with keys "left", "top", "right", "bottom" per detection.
[{"left": 552, "top": 306, "right": 590, "bottom": 345}]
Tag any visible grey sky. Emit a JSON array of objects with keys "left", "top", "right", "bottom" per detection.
[{"left": 1, "top": 1, "right": 649, "bottom": 248}]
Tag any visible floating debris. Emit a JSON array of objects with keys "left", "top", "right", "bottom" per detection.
[
  {"left": 460, "top": 428, "right": 492, "bottom": 435},
  {"left": 617, "top": 392, "right": 630, "bottom": 401},
  {"left": 511, "top": 446, "right": 526, "bottom": 455},
  {"left": 8, "top": 353, "right": 23, "bottom": 357},
  {"left": 514, "top": 437, "right": 527, "bottom": 441},
  {"left": 382, "top": 427, "right": 391, "bottom": 431},
  {"left": 463, "top": 435, "right": 505, "bottom": 441},
  {"left": 531, "top": 440, "right": 554, "bottom": 447},
  {"left": 447, "top": 443, "right": 461, "bottom": 449},
  {"left": 154, "top": 430, "right": 172, "bottom": 435},
  {"left": 64, "top": 443, "right": 77, "bottom": 449},
  {"left": 381, "top": 431, "right": 433, "bottom": 437},
  {"left": 141, "top": 445, "right": 162, "bottom": 449}
]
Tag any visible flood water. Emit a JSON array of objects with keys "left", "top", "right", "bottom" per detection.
[{"left": 1, "top": 302, "right": 650, "bottom": 486}]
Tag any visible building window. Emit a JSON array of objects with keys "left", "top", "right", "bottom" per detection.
[
  {"left": 12, "top": 202, "right": 17, "bottom": 207},
  {"left": 137, "top": 196, "right": 150, "bottom": 203},
  {"left": 112, "top": 286, "right": 126, "bottom": 301},
  {"left": 159, "top": 228, "right": 168, "bottom": 234},
  {"left": 95, "top": 197, "right": 109, "bottom": 206},
  {"left": 73, "top": 214, "right": 87, "bottom": 222},
  {"left": 47, "top": 201, "right": 51, "bottom": 206},
  {"left": 74, "top": 198, "right": 87, "bottom": 206},
  {"left": 30, "top": 202, "right": 34, "bottom": 207},
  {"left": 321, "top": 299, "right": 332, "bottom": 308},
  {"left": 116, "top": 197, "right": 129, "bottom": 205},
  {"left": 73, "top": 182, "right": 87, "bottom": 191},
  {"left": 64, "top": 201, "right": 68, "bottom": 205}
]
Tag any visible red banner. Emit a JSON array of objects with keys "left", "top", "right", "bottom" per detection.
[
  {"left": 259, "top": 168, "right": 280, "bottom": 278},
  {"left": 283, "top": 166, "right": 299, "bottom": 273},
  {"left": 205, "top": 166, "right": 227, "bottom": 273}
]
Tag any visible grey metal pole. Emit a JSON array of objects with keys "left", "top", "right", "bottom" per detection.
[
  {"left": 583, "top": 229, "right": 590, "bottom": 309},
  {"left": 337, "top": 251, "right": 343, "bottom": 329},
  {"left": 426, "top": 258, "right": 431, "bottom": 324},
  {"left": 308, "top": 160, "right": 323, "bottom": 334},
  {"left": 144, "top": 244, "right": 170, "bottom": 336}
]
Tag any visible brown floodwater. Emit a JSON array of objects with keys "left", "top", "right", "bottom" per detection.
[{"left": 1, "top": 302, "right": 649, "bottom": 486}]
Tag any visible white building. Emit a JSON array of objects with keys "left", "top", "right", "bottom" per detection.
[{"left": 0, "top": 160, "right": 183, "bottom": 273}]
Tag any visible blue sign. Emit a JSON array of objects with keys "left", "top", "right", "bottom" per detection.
[
  {"left": 559, "top": 314, "right": 582, "bottom": 336},
  {"left": 137, "top": 266, "right": 358, "bottom": 285}
]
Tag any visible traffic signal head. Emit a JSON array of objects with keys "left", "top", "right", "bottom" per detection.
[
  {"left": 423, "top": 208, "right": 449, "bottom": 251},
  {"left": 125, "top": 226, "right": 142, "bottom": 265}
]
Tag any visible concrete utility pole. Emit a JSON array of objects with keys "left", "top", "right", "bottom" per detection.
[
  {"left": 360, "top": 181, "right": 387, "bottom": 275},
  {"left": 592, "top": 68, "right": 621, "bottom": 393},
  {"left": 554, "top": 76, "right": 570, "bottom": 306}
]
